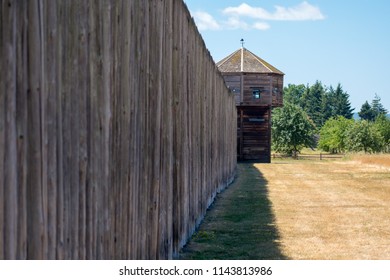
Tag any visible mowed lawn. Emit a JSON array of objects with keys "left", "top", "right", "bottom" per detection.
[
  {"left": 180, "top": 155, "right": 390, "bottom": 259},
  {"left": 257, "top": 156, "right": 390, "bottom": 259}
]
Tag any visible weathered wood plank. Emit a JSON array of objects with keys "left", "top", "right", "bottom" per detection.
[
  {"left": 15, "top": 1, "right": 29, "bottom": 260},
  {"left": 3, "top": 0, "right": 18, "bottom": 259},
  {"left": 54, "top": 0, "right": 64, "bottom": 260},
  {"left": 26, "top": 0, "right": 47, "bottom": 259},
  {"left": 0, "top": 0, "right": 5, "bottom": 261}
]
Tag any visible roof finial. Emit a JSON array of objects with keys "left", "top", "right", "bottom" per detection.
[{"left": 240, "top": 39, "right": 244, "bottom": 71}]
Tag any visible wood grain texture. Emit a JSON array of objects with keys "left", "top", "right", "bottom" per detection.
[{"left": 0, "top": 0, "right": 236, "bottom": 259}]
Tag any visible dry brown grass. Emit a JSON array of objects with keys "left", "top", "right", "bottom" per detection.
[
  {"left": 348, "top": 154, "right": 390, "bottom": 169},
  {"left": 256, "top": 155, "right": 390, "bottom": 259}
]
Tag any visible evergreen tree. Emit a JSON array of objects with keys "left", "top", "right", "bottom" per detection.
[
  {"left": 320, "top": 90, "right": 333, "bottom": 125},
  {"left": 358, "top": 101, "right": 375, "bottom": 121},
  {"left": 301, "top": 81, "right": 325, "bottom": 128},
  {"left": 371, "top": 94, "right": 388, "bottom": 118},
  {"left": 331, "top": 83, "right": 354, "bottom": 119},
  {"left": 359, "top": 95, "right": 388, "bottom": 121}
]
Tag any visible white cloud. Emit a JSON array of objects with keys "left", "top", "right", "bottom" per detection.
[
  {"left": 224, "top": 17, "right": 250, "bottom": 30},
  {"left": 193, "top": 11, "right": 221, "bottom": 31},
  {"left": 223, "top": 3, "right": 269, "bottom": 19},
  {"left": 253, "top": 22, "right": 271, "bottom": 31},
  {"left": 191, "top": 2, "right": 324, "bottom": 32},
  {"left": 223, "top": 1, "right": 325, "bottom": 21}
]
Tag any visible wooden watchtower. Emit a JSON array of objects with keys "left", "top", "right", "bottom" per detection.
[{"left": 217, "top": 43, "right": 284, "bottom": 162}]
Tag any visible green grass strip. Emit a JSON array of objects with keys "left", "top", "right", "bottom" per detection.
[{"left": 179, "top": 163, "right": 287, "bottom": 259}]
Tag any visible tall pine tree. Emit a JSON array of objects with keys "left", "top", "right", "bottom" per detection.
[
  {"left": 320, "top": 90, "right": 333, "bottom": 125},
  {"left": 301, "top": 81, "right": 324, "bottom": 128},
  {"left": 331, "top": 83, "right": 354, "bottom": 119},
  {"left": 371, "top": 94, "right": 388, "bottom": 118},
  {"left": 359, "top": 95, "right": 388, "bottom": 121},
  {"left": 358, "top": 101, "right": 375, "bottom": 121}
]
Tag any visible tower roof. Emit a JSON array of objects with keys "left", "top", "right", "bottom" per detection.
[{"left": 217, "top": 48, "right": 284, "bottom": 75}]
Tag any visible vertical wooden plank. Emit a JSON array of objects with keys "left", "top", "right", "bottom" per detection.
[
  {"left": 0, "top": 0, "right": 5, "bottom": 260},
  {"left": 200, "top": 50, "right": 207, "bottom": 219},
  {"left": 91, "top": 0, "right": 102, "bottom": 259},
  {"left": 108, "top": 1, "right": 116, "bottom": 259},
  {"left": 191, "top": 33, "right": 197, "bottom": 232},
  {"left": 39, "top": 0, "right": 49, "bottom": 260},
  {"left": 127, "top": 0, "right": 138, "bottom": 259},
  {"left": 70, "top": 1, "right": 80, "bottom": 259},
  {"left": 147, "top": 0, "right": 163, "bottom": 260},
  {"left": 112, "top": 0, "right": 121, "bottom": 259},
  {"left": 55, "top": 0, "right": 65, "bottom": 259},
  {"left": 60, "top": 1, "right": 68, "bottom": 259},
  {"left": 26, "top": 0, "right": 46, "bottom": 259},
  {"left": 61, "top": 0, "right": 74, "bottom": 259},
  {"left": 137, "top": 0, "right": 149, "bottom": 260},
  {"left": 43, "top": 0, "right": 58, "bottom": 260},
  {"left": 171, "top": 0, "right": 181, "bottom": 255},
  {"left": 2, "top": 0, "right": 18, "bottom": 259},
  {"left": 119, "top": 0, "right": 132, "bottom": 259},
  {"left": 117, "top": 0, "right": 129, "bottom": 259},
  {"left": 87, "top": 0, "right": 99, "bottom": 260},
  {"left": 77, "top": 0, "right": 89, "bottom": 260},
  {"left": 106, "top": 1, "right": 115, "bottom": 259},
  {"left": 15, "top": 1, "right": 29, "bottom": 260},
  {"left": 158, "top": 0, "right": 174, "bottom": 259},
  {"left": 100, "top": 0, "right": 112, "bottom": 259},
  {"left": 181, "top": 5, "right": 190, "bottom": 250},
  {"left": 55, "top": 2, "right": 65, "bottom": 259}
]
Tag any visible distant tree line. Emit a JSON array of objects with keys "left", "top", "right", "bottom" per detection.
[
  {"left": 283, "top": 81, "right": 354, "bottom": 128},
  {"left": 272, "top": 81, "right": 390, "bottom": 155}
]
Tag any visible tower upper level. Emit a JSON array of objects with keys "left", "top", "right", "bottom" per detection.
[{"left": 217, "top": 46, "right": 284, "bottom": 107}]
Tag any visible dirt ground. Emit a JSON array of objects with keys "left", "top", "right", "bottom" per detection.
[{"left": 257, "top": 156, "right": 390, "bottom": 259}]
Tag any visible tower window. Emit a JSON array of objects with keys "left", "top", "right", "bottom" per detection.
[{"left": 252, "top": 89, "right": 261, "bottom": 99}]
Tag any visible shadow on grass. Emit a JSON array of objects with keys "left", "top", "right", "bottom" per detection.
[{"left": 179, "top": 163, "right": 288, "bottom": 260}]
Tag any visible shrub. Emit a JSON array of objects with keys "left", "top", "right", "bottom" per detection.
[
  {"left": 319, "top": 116, "right": 354, "bottom": 153},
  {"left": 345, "top": 120, "right": 384, "bottom": 153}
]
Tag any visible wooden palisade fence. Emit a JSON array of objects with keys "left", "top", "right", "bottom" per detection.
[{"left": 0, "top": 0, "right": 236, "bottom": 259}]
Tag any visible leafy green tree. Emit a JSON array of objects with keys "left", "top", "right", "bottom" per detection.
[
  {"left": 345, "top": 120, "right": 384, "bottom": 153},
  {"left": 374, "top": 114, "right": 390, "bottom": 152},
  {"left": 358, "top": 101, "right": 375, "bottom": 121},
  {"left": 319, "top": 116, "right": 354, "bottom": 153},
  {"left": 272, "top": 102, "right": 316, "bottom": 157},
  {"left": 330, "top": 84, "right": 354, "bottom": 119},
  {"left": 283, "top": 84, "right": 306, "bottom": 107}
]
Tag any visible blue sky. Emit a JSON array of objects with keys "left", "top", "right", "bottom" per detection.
[{"left": 184, "top": 0, "right": 390, "bottom": 112}]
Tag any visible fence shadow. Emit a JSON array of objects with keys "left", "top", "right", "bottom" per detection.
[{"left": 179, "top": 163, "right": 288, "bottom": 260}]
